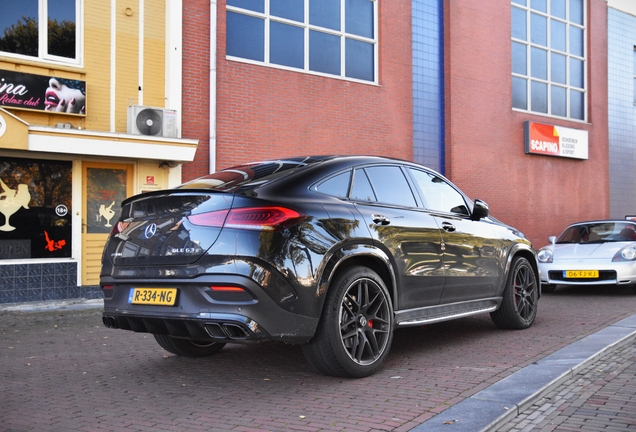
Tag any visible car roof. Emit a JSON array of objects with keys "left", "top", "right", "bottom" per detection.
[{"left": 176, "top": 155, "right": 437, "bottom": 193}]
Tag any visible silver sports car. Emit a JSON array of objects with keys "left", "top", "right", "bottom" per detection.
[{"left": 537, "top": 220, "right": 636, "bottom": 293}]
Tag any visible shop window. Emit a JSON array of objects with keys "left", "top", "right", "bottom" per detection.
[
  {"left": 0, "top": 157, "right": 72, "bottom": 259},
  {"left": 226, "top": 0, "right": 377, "bottom": 83},
  {"left": 0, "top": 0, "right": 80, "bottom": 65},
  {"left": 511, "top": 0, "right": 586, "bottom": 121}
]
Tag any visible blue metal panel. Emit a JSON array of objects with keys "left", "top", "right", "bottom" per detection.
[
  {"left": 412, "top": 0, "right": 445, "bottom": 174},
  {"left": 608, "top": 9, "right": 636, "bottom": 219}
]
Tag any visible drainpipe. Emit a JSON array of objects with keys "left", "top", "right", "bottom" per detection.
[{"left": 210, "top": 0, "right": 217, "bottom": 173}]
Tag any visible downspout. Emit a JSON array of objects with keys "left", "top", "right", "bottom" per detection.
[{"left": 210, "top": 0, "right": 217, "bottom": 173}]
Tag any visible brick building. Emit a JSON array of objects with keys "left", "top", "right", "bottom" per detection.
[
  {"left": 0, "top": 0, "right": 615, "bottom": 304},
  {"left": 182, "top": 0, "right": 609, "bottom": 248}
]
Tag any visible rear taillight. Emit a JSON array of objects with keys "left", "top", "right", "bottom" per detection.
[
  {"left": 108, "top": 221, "right": 130, "bottom": 237},
  {"left": 188, "top": 207, "right": 304, "bottom": 231}
]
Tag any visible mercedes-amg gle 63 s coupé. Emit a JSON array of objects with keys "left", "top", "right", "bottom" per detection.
[{"left": 101, "top": 156, "right": 540, "bottom": 377}]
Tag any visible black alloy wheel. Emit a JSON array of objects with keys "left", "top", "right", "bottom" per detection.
[
  {"left": 301, "top": 266, "right": 394, "bottom": 378},
  {"left": 491, "top": 256, "right": 538, "bottom": 329}
]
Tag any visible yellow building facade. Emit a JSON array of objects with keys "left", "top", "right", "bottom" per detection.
[{"left": 0, "top": 0, "right": 197, "bottom": 303}]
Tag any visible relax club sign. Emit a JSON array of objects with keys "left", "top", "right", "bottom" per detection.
[
  {"left": 524, "top": 121, "right": 588, "bottom": 160},
  {"left": 0, "top": 69, "right": 86, "bottom": 115}
]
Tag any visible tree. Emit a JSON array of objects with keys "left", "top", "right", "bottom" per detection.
[
  {"left": 0, "top": 16, "right": 76, "bottom": 59},
  {"left": 0, "top": 17, "right": 38, "bottom": 56}
]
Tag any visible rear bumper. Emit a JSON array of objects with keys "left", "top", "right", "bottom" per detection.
[{"left": 101, "top": 273, "right": 319, "bottom": 344}]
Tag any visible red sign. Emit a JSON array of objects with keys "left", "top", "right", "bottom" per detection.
[
  {"left": 524, "top": 121, "right": 588, "bottom": 160},
  {"left": 145, "top": 176, "right": 155, "bottom": 185}
]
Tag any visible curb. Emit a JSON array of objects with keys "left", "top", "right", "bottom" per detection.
[
  {"left": 0, "top": 298, "right": 104, "bottom": 312},
  {"left": 410, "top": 313, "right": 636, "bottom": 431}
]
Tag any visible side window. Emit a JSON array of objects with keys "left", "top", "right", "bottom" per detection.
[
  {"left": 0, "top": 0, "right": 80, "bottom": 64},
  {"left": 364, "top": 166, "right": 417, "bottom": 207},
  {"left": 351, "top": 169, "right": 376, "bottom": 202},
  {"left": 315, "top": 170, "right": 351, "bottom": 198},
  {"left": 409, "top": 168, "right": 469, "bottom": 215}
]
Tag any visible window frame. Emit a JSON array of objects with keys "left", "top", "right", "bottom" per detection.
[
  {"left": 0, "top": 0, "right": 83, "bottom": 67},
  {"left": 225, "top": 0, "right": 379, "bottom": 85},
  {"left": 511, "top": 0, "right": 587, "bottom": 122}
]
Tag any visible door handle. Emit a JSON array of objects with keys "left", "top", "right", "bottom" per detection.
[
  {"left": 372, "top": 214, "right": 390, "bottom": 225},
  {"left": 441, "top": 222, "right": 456, "bottom": 232}
]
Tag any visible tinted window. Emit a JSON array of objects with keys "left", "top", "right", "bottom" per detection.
[
  {"left": 226, "top": 12, "right": 264, "bottom": 61},
  {"left": 346, "top": 0, "right": 374, "bottom": 38},
  {"left": 351, "top": 169, "right": 376, "bottom": 202},
  {"left": 270, "top": 22, "right": 304, "bottom": 69},
  {"left": 309, "top": 31, "right": 341, "bottom": 75},
  {"left": 270, "top": 0, "right": 303, "bottom": 21},
  {"left": 316, "top": 171, "right": 351, "bottom": 198},
  {"left": 364, "top": 166, "right": 416, "bottom": 207},
  {"left": 179, "top": 158, "right": 326, "bottom": 191},
  {"left": 345, "top": 39, "right": 374, "bottom": 81},
  {"left": 409, "top": 169, "right": 468, "bottom": 215}
]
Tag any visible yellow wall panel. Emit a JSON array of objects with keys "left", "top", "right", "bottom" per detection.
[
  {"left": 144, "top": 2, "right": 167, "bottom": 108},
  {"left": 84, "top": 0, "right": 113, "bottom": 131}
]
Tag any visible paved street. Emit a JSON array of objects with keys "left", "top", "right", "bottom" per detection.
[{"left": 1, "top": 285, "right": 636, "bottom": 432}]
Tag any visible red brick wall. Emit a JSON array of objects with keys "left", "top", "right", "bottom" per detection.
[
  {"left": 444, "top": 0, "right": 609, "bottom": 247},
  {"left": 212, "top": 0, "right": 414, "bottom": 173},
  {"left": 181, "top": 0, "right": 211, "bottom": 181}
]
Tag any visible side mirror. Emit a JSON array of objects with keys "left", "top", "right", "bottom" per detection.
[
  {"left": 471, "top": 199, "right": 489, "bottom": 221},
  {"left": 549, "top": 236, "right": 557, "bottom": 244}
]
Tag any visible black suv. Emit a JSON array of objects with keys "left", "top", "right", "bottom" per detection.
[{"left": 101, "top": 156, "right": 539, "bottom": 377}]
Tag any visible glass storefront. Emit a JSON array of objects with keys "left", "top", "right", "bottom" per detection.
[{"left": 0, "top": 157, "right": 72, "bottom": 259}]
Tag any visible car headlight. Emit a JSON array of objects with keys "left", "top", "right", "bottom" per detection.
[
  {"left": 537, "top": 248, "right": 553, "bottom": 263},
  {"left": 612, "top": 246, "right": 636, "bottom": 262}
]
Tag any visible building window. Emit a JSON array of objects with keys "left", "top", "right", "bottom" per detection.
[
  {"left": 226, "top": 0, "right": 377, "bottom": 83},
  {"left": 511, "top": 0, "right": 586, "bottom": 121},
  {"left": 0, "top": 0, "right": 80, "bottom": 65},
  {"left": 0, "top": 157, "right": 72, "bottom": 260}
]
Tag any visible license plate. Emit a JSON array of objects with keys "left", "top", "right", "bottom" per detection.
[
  {"left": 563, "top": 270, "right": 599, "bottom": 278},
  {"left": 129, "top": 288, "right": 177, "bottom": 306}
]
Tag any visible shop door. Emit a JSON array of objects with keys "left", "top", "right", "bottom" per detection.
[{"left": 82, "top": 163, "right": 133, "bottom": 285}]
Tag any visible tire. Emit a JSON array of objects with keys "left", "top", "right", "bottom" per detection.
[
  {"left": 491, "top": 257, "right": 538, "bottom": 330},
  {"left": 301, "top": 266, "right": 394, "bottom": 378},
  {"left": 542, "top": 284, "right": 557, "bottom": 293},
  {"left": 153, "top": 334, "right": 225, "bottom": 357}
]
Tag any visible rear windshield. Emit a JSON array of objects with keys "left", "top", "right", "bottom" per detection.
[
  {"left": 557, "top": 222, "right": 636, "bottom": 243},
  {"left": 177, "top": 157, "right": 325, "bottom": 192}
]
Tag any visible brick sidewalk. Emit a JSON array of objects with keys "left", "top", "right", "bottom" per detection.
[
  {"left": 496, "top": 339, "right": 636, "bottom": 431},
  {"left": 2, "top": 287, "right": 636, "bottom": 431}
]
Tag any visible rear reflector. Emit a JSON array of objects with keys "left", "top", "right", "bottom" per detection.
[
  {"left": 210, "top": 286, "right": 245, "bottom": 292},
  {"left": 188, "top": 206, "right": 304, "bottom": 231}
]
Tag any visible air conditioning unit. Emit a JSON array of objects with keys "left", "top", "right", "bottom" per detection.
[{"left": 127, "top": 105, "right": 178, "bottom": 138}]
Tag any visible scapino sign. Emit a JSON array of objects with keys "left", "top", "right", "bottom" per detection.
[{"left": 524, "top": 121, "right": 588, "bottom": 160}]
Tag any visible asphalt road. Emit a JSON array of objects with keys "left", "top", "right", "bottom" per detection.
[{"left": 2, "top": 285, "right": 636, "bottom": 432}]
